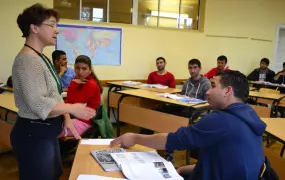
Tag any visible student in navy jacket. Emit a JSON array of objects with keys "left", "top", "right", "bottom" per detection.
[{"left": 110, "top": 70, "right": 266, "bottom": 180}]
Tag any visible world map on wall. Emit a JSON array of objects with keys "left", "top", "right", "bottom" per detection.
[{"left": 56, "top": 24, "right": 122, "bottom": 65}]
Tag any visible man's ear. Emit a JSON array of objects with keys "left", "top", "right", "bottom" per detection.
[{"left": 225, "top": 86, "right": 234, "bottom": 97}]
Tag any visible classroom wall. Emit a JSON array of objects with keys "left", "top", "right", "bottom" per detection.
[
  {"left": 0, "top": 0, "right": 54, "bottom": 83},
  {"left": 1, "top": 0, "right": 285, "bottom": 83}
]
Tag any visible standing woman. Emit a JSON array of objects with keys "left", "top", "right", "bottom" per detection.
[{"left": 11, "top": 3, "right": 96, "bottom": 180}]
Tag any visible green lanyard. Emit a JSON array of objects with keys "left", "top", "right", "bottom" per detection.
[{"left": 24, "top": 44, "right": 63, "bottom": 94}]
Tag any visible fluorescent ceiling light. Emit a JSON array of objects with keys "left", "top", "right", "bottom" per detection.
[{"left": 151, "top": 11, "right": 188, "bottom": 19}]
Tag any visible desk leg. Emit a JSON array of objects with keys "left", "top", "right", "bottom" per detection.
[
  {"left": 107, "top": 86, "right": 122, "bottom": 119},
  {"left": 280, "top": 145, "right": 285, "bottom": 157},
  {"left": 271, "top": 99, "right": 281, "bottom": 117},
  {"left": 107, "top": 85, "right": 115, "bottom": 118},
  {"left": 116, "top": 94, "right": 126, "bottom": 137}
]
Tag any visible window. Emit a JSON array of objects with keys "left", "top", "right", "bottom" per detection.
[
  {"left": 82, "top": 0, "right": 107, "bottom": 22},
  {"left": 53, "top": 0, "right": 202, "bottom": 30},
  {"left": 137, "top": 0, "right": 159, "bottom": 27},
  {"left": 180, "top": 0, "right": 199, "bottom": 29},
  {"left": 54, "top": 0, "right": 80, "bottom": 20},
  {"left": 158, "top": 0, "right": 180, "bottom": 28},
  {"left": 92, "top": 8, "right": 104, "bottom": 22},
  {"left": 109, "top": 0, "right": 133, "bottom": 24},
  {"left": 81, "top": 7, "right": 91, "bottom": 21}
]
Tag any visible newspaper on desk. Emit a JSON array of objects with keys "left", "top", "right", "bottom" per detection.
[
  {"left": 156, "top": 93, "right": 207, "bottom": 104},
  {"left": 140, "top": 84, "right": 169, "bottom": 89},
  {"left": 91, "top": 148, "right": 126, "bottom": 172},
  {"left": 122, "top": 81, "right": 142, "bottom": 86},
  {"left": 252, "top": 81, "right": 283, "bottom": 87},
  {"left": 110, "top": 151, "right": 183, "bottom": 180}
]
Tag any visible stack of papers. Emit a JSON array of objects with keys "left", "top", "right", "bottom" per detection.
[
  {"left": 252, "top": 81, "right": 281, "bottom": 86},
  {"left": 156, "top": 93, "right": 207, "bottom": 104},
  {"left": 140, "top": 84, "right": 168, "bottom": 89},
  {"left": 81, "top": 139, "right": 113, "bottom": 145},
  {"left": 110, "top": 151, "right": 183, "bottom": 180},
  {"left": 122, "top": 81, "right": 141, "bottom": 85}
]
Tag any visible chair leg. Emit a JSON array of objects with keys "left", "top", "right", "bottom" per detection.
[{"left": 280, "top": 144, "right": 285, "bottom": 157}]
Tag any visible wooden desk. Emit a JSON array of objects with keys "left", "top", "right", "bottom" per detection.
[
  {"left": 106, "top": 81, "right": 182, "bottom": 118},
  {"left": 0, "top": 86, "right": 13, "bottom": 93},
  {"left": 262, "top": 118, "right": 285, "bottom": 157},
  {"left": 69, "top": 142, "right": 154, "bottom": 180},
  {"left": 262, "top": 118, "right": 285, "bottom": 143},
  {"left": 115, "top": 89, "right": 209, "bottom": 136},
  {"left": 0, "top": 92, "right": 16, "bottom": 151},
  {"left": 249, "top": 91, "right": 285, "bottom": 100},
  {"left": 249, "top": 91, "right": 285, "bottom": 117},
  {"left": 249, "top": 87, "right": 257, "bottom": 91},
  {"left": 0, "top": 93, "right": 17, "bottom": 116},
  {"left": 117, "top": 89, "right": 207, "bottom": 108}
]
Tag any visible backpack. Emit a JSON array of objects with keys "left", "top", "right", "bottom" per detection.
[{"left": 259, "top": 156, "right": 279, "bottom": 180}]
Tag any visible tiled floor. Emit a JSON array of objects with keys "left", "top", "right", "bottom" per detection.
[{"left": 0, "top": 124, "right": 284, "bottom": 180}]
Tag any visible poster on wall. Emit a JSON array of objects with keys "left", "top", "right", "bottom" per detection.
[
  {"left": 272, "top": 24, "right": 285, "bottom": 72},
  {"left": 56, "top": 24, "right": 122, "bottom": 66}
]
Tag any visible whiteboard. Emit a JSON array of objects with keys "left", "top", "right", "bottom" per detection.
[{"left": 272, "top": 24, "right": 285, "bottom": 73}]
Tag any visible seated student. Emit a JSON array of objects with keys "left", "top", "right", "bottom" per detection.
[
  {"left": 59, "top": 55, "right": 102, "bottom": 137},
  {"left": 147, "top": 57, "right": 176, "bottom": 88},
  {"left": 111, "top": 70, "right": 266, "bottom": 180},
  {"left": 274, "top": 62, "right": 285, "bottom": 84},
  {"left": 247, "top": 58, "right": 275, "bottom": 82},
  {"left": 204, "top": 55, "right": 229, "bottom": 79},
  {"left": 274, "top": 62, "right": 285, "bottom": 95},
  {"left": 155, "top": 59, "right": 211, "bottom": 117},
  {"left": 52, "top": 50, "right": 75, "bottom": 90}
]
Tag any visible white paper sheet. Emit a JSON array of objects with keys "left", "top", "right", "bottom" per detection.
[
  {"left": 77, "top": 174, "right": 126, "bottom": 180},
  {"left": 80, "top": 139, "right": 114, "bottom": 145}
]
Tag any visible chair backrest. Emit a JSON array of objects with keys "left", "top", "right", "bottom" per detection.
[
  {"left": 257, "top": 88, "right": 280, "bottom": 105},
  {"left": 263, "top": 147, "right": 285, "bottom": 180},
  {"left": 259, "top": 88, "right": 280, "bottom": 94},
  {"left": 0, "top": 120, "right": 13, "bottom": 148},
  {"left": 250, "top": 105, "right": 271, "bottom": 118}
]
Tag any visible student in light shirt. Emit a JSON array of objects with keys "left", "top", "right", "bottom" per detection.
[
  {"left": 247, "top": 58, "right": 275, "bottom": 82},
  {"left": 204, "top": 55, "right": 229, "bottom": 79},
  {"left": 52, "top": 50, "right": 75, "bottom": 91},
  {"left": 147, "top": 57, "right": 176, "bottom": 88}
]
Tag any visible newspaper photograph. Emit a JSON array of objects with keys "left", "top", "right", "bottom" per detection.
[
  {"left": 90, "top": 148, "right": 125, "bottom": 172},
  {"left": 120, "top": 161, "right": 183, "bottom": 180}
]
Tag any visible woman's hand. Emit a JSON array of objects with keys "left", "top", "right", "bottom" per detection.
[
  {"left": 63, "top": 114, "right": 81, "bottom": 139},
  {"left": 70, "top": 103, "right": 96, "bottom": 120},
  {"left": 72, "top": 78, "right": 88, "bottom": 84}
]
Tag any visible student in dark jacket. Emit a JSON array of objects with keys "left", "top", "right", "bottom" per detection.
[
  {"left": 247, "top": 58, "right": 275, "bottom": 82},
  {"left": 111, "top": 70, "right": 266, "bottom": 180},
  {"left": 274, "top": 62, "right": 285, "bottom": 94}
]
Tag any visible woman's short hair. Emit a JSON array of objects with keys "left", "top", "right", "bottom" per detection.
[{"left": 17, "top": 3, "right": 59, "bottom": 37}]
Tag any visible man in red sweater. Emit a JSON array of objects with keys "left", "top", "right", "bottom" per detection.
[
  {"left": 204, "top": 55, "right": 229, "bottom": 79},
  {"left": 147, "top": 57, "right": 176, "bottom": 88}
]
